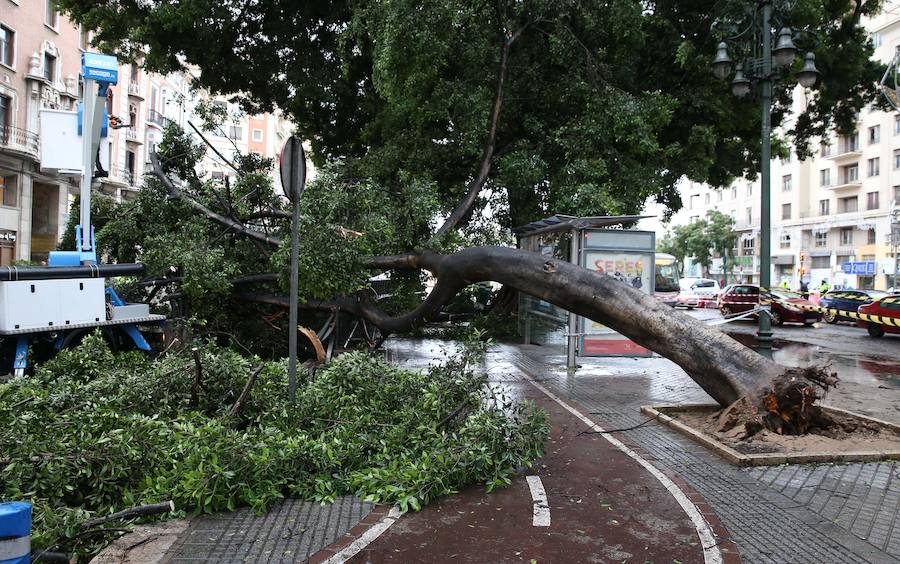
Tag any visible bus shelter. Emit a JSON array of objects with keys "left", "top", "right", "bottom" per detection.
[{"left": 514, "top": 215, "right": 655, "bottom": 369}]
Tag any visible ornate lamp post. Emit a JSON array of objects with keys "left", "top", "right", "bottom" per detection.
[{"left": 711, "top": 1, "right": 819, "bottom": 358}]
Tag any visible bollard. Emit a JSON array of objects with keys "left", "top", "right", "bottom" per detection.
[{"left": 0, "top": 502, "right": 31, "bottom": 564}]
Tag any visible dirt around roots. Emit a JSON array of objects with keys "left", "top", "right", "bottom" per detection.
[{"left": 671, "top": 407, "right": 900, "bottom": 456}]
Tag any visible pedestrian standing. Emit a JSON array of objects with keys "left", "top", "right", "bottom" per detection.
[
  {"left": 819, "top": 279, "right": 830, "bottom": 294},
  {"left": 800, "top": 279, "right": 809, "bottom": 299}
]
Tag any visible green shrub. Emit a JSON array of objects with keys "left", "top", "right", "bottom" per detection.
[{"left": 0, "top": 332, "right": 546, "bottom": 558}]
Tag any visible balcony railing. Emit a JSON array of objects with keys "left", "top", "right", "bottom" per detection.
[
  {"left": 125, "top": 127, "right": 141, "bottom": 143},
  {"left": 0, "top": 126, "right": 40, "bottom": 158},
  {"left": 127, "top": 81, "right": 143, "bottom": 97},
  {"left": 147, "top": 109, "right": 169, "bottom": 128},
  {"left": 104, "top": 165, "right": 135, "bottom": 186}
]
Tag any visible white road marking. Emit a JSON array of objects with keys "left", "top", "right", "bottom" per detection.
[
  {"left": 521, "top": 372, "right": 724, "bottom": 564},
  {"left": 322, "top": 506, "right": 403, "bottom": 564},
  {"left": 525, "top": 475, "right": 551, "bottom": 526}
]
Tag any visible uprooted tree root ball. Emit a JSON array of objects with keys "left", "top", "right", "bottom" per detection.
[{"left": 712, "top": 366, "right": 841, "bottom": 439}]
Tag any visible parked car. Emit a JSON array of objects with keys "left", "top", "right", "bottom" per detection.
[
  {"left": 676, "top": 278, "right": 721, "bottom": 309},
  {"left": 857, "top": 295, "right": 900, "bottom": 338},
  {"left": 819, "top": 289, "right": 887, "bottom": 323},
  {"left": 718, "top": 284, "right": 821, "bottom": 326}
]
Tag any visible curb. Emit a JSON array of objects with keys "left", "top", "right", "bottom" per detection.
[
  {"left": 641, "top": 404, "right": 900, "bottom": 467},
  {"left": 306, "top": 505, "right": 393, "bottom": 564}
]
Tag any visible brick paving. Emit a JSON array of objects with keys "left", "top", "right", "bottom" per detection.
[{"left": 162, "top": 496, "right": 373, "bottom": 563}]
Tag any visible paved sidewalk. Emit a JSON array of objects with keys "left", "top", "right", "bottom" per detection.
[
  {"left": 386, "top": 339, "right": 900, "bottom": 563},
  {"left": 91, "top": 497, "right": 374, "bottom": 564},
  {"left": 352, "top": 357, "right": 721, "bottom": 563}
]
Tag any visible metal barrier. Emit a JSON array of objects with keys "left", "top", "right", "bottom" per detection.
[{"left": 0, "top": 502, "right": 31, "bottom": 564}]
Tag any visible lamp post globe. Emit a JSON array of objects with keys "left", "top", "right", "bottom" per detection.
[
  {"left": 797, "top": 52, "right": 820, "bottom": 87},
  {"left": 773, "top": 27, "right": 798, "bottom": 67},
  {"left": 712, "top": 41, "right": 734, "bottom": 80},
  {"left": 731, "top": 65, "right": 752, "bottom": 97}
]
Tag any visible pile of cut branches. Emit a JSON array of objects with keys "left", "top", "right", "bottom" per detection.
[{"left": 0, "top": 332, "right": 547, "bottom": 559}]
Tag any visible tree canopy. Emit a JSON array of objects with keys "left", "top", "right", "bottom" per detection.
[
  {"left": 659, "top": 209, "right": 739, "bottom": 278},
  {"left": 61, "top": 0, "right": 884, "bottom": 231}
]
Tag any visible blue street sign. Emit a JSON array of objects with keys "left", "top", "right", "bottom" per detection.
[
  {"left": 844, "top": 261, "right": 877, "bottom": 275},
  {"left": 81, "top": 52, "right": 118, "bottom": 85}
]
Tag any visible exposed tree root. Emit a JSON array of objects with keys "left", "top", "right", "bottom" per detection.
[{"left": 713, "top": 366, "right": 840, "bottom": 438}]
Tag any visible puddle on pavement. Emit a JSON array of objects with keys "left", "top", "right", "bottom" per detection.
[{"left": 726, "top": 332, "right": 900, "bottom": 388}]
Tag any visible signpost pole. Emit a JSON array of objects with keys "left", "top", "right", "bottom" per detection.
[
  {"left": 566, "top": 229, "right": 579, "bottom": 370},
  {"left": 280, "top": 137, "right": 306, "bottom": 401}
]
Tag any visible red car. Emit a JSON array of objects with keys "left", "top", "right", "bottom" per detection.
[
  {"left": 857, "top": 295, "right": 900, "bottom": 338},
  {"left": 718, "top": 284, "right": 821, "bottom": 326}
]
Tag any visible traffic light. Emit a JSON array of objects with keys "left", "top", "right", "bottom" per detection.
[{"left": 799, "top": 251, "right": 806, "bottom": 275}]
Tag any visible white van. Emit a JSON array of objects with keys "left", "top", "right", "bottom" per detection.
[{"left": 676, "top": 278, "right": 722, "bottom": 309}]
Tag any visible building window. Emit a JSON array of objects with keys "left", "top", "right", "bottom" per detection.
[
  {"left": 811, "top": 255, "right": 830, "bottom": 268},
  {"left": 819, "top": 169, "right": 831, "bottom": 187},
  {"left": 45, "top": 0, "right": 59, "bottom": 29},
  {"left": 228, "top": 125, "right": 242, "bottom": 140},
  {"left": 841, "top": 163, "right": 859, "bottom": 183},
  {"left": 689, "top": 194, "right": 699, "bottom": 209},
  {"left": 780, "top": 233, "right": 791, "bottom": 249},
  {"left": 868, "top": 125, "right": 880, "bottom": 144},
  {"left": 747, "top": 183, "right": 753, "bottom": 197},
  {"left": 0, "top": 94, "right": 10, "bottom": 131},
  {"left": 815, "top": 232, "right": 827, "bottom": 247},
  {"left": 0, "top": 174, "right": 17, "bottom": 207},
  {"left": 42, "top": 52, "right": 56, "bottom": 82},
  {"left": 840, "top": 227, "right": 853, "bottom": 246},
  {"left": 704, "top": 193, "right": 710, "bottom": 205},
  {"left": 874, "top": 33, "right": 884, "bottom": 47},
  {"left": 819, "top": 199, "right": 829, "bottom": 215},
  {"left": 868, "top": 157, "right": 880, "bottom": 177},
  {"left": 252, "top": 128, "right": 263, "bottom": 142},
  {"left": 868, "top": 229, "right": 877, "bottom": 245},
  {"left": 896, "top": 116, "right": 900, "bottom": 136},
  {"left": 742, "top": 238, "right": 755, "bottom": 255},
  {"left": 782, "top": 174, "right": 792, "bottom": 192},
  {"left": 895, "top": 185, "right": 900, "bottom": 204},
  {"left": 867, "top": 191, "right": 879, "bottom": 210},
  {"left": 820, "top": 142, "right": 832, "bottom": 157},
  {"left": 839, "top": 132, "right": 859, "bottom": 152},
  {"left": 837, "top": 253, "right": 855, "bottom": 266},
  {"left": 895, "top": 149, "right": 900, "bottom": 170},
  {"left": 746, "top": 207, "right": 752, "bottom": 224},
  {"left": 838, "top": 196, "right": 858, "bottom": 213},
  {"left": 0, "top": 25, "right": 14, "bottom": 68},
  {"left": 717, "top": 190, "right": 723, "bottom": 201},
  {"left": 731, "top": 187, "right": 737, "bottom": 199},
  {"left": 782, "top": 203, "right": 792, "bottom": 220}
]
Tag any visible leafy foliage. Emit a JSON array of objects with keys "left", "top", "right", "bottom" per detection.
[
  {"left": 658, "top": 209, "right": 739, "bottom": 277},
  {"left": 0, "top": 332, "right": 547, "bottom": 557},
  {"left": 60, "top": 0, "right": 884, "bottom": 228}
]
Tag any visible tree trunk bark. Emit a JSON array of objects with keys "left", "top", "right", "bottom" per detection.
[{"left": 242, "top": 246, "right": 790, "bottom": 407}]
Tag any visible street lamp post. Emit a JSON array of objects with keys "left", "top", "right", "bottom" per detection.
[{"left": 711, "top": 1, "right": 819, "bottom": 358}]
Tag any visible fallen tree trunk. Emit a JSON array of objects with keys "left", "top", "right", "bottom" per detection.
[{"left": 243, "top": 247, "right": 804, "bottom": 407}]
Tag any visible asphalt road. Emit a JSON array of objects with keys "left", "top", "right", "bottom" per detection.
[
  {"left": 684, "top": 306, "right": 900, "bottom": 423},
  {"left": 684, "top": 306, "right": 900, "bottom": 361}
]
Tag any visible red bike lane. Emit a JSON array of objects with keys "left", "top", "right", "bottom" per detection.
[{"left": 334, "top": 375, "right": 737, "bottom": 564}]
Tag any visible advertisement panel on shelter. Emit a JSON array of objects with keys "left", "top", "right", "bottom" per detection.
[{"left": 581, "top": 250, "right": 653, "bottom": 356}]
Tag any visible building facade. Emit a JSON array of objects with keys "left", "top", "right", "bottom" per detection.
[
  {"left": 1, "top": 1, "right": 297, "bottom": 264},
  {"left": 1, "top": 0, "right": 85, "bottom": 264},
  {"left": 667, "top": 6, "right": 900, "bottom": 291}
]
